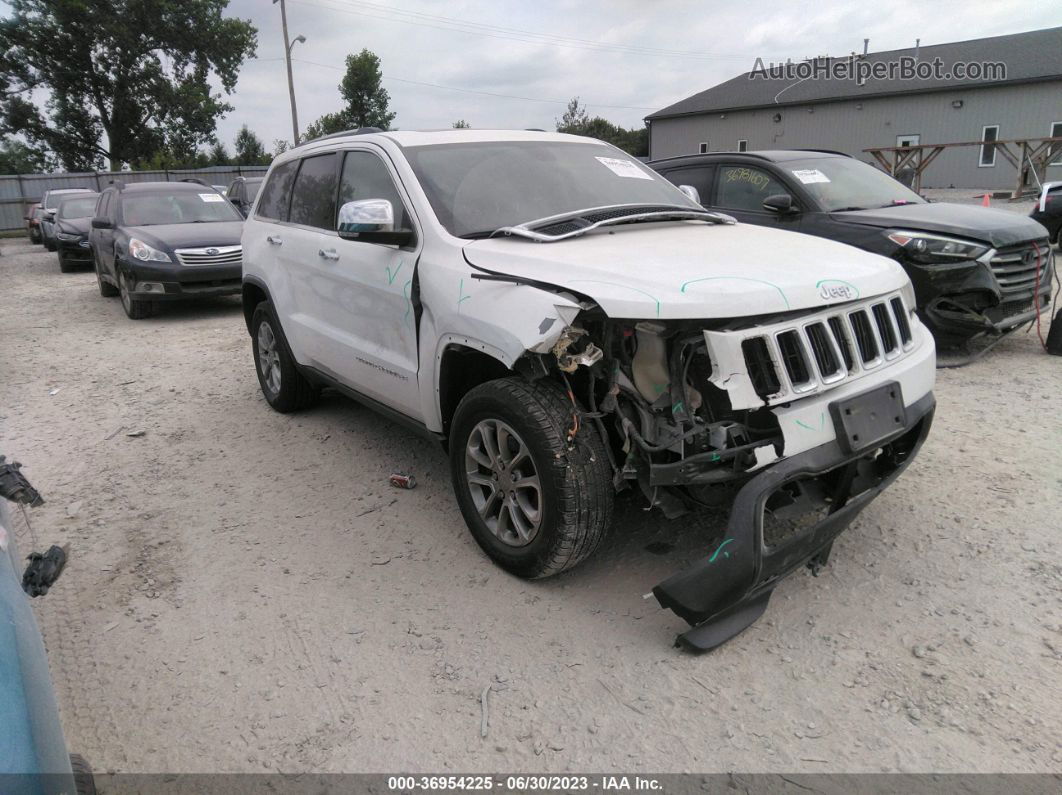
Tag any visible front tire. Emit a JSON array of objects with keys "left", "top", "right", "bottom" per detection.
[
  {"left": 58, "top": 251, "right": 75, "bottom": 273},
  {"left": 450, "top": 377, "right": 613, "bottom": 579},
  {"left": 119, "top": 270, "right": 155, "bottom": 319},
  {"left": 251, "top": 301, "right": 319, "bottom": 412}
]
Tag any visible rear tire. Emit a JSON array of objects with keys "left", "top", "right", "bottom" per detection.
[
  {"left": 449, "top": 377, "right": 613, "bottom": 578},
  {"left": 119, "top": 270, "right": 155, "bottom": 319},
  {"left": 251, "top": 301, "right": 320, "bottom": 412}
]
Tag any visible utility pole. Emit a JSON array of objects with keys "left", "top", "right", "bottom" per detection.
[{"left": 273, "top": 0, "right": 304, "bottom": 146}]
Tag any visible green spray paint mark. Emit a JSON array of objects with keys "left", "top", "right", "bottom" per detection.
[
  {"left": 457, "top": 278, "right": 471, "bottom": 310},
  {"left": 795, "top": 412, "right": 826, "bottom": 432},
  {"left": 709, "top": 453, "right": 721, "bottom": 462},
  {"left": 680, "top": 276, "right": 790, "bottom": 310},
  {"left": 672, "top": 400, "right": 685, "bottom": 414},
  {"left": 566, "top": 279, "right": 661, "bottom": 318},
  {"left": 386, "top": 261, "right": 404, "bottom": 285},
  {"left": 708, "top": 538, "right": 734, "bottom": 563}
]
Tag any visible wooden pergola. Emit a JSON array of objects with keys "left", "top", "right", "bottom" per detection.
[{"left": 863, "top": 136, "right": 1062, "bottom": 197}]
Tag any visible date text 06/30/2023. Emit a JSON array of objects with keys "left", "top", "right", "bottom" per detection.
[{"left": 387, "top": 775, "right": 664, "bottom": 791}]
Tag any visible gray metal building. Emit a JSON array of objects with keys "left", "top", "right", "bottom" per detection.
[{"left": 646, "top": 27, "right": 1062, "bottom": 189}]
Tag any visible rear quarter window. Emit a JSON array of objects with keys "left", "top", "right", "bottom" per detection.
[{"left": 256, "top": 160, "right": 299, "bottom": 222}]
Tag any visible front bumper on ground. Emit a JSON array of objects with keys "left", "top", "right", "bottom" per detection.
[
  {"left": 124, "top": 259, "right": 242, "bottom": 301},
  {"left": 652, "top": 390, "right": 935, "bottom": 652}
]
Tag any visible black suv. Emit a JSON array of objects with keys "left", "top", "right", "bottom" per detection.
[
  {"left": 53, "top": 192, "right": 100, "bottom": 272},
  {"left": 88, "top": 181, "right": 245, "bottom": 319},
  {"left": 650, "top": 150, "right": 1054, "bottom": 345},
  {"left": 225, "top": 176, "right": 263, "bottom": 217}
]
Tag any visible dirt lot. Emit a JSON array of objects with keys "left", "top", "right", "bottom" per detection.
[{"left": 1, "top": 235, "right": 1060, "bottom": 774}]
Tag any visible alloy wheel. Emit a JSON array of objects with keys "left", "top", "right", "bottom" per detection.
[
  {"left": 257, "top": 321, "right": 282, "bottom": 396},
  {"left": 464, "top": 418, "right": 542, "bottom": 547}
]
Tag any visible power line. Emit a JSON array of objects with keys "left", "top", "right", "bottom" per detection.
[
  {"left": 288, "top": 0, "right": 752, "bottom": 61},
  {"left": 290, "top": 57, "right": 659, "bottom": 110}
]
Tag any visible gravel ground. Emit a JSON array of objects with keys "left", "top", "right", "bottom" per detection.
[{"left": 1, "top": 234, "right": 1060, "bottom": 774}]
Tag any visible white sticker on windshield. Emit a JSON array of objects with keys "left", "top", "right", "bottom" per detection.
[
  {"left": 595, "top": 156, "right": 653, "bottom": 180},
  {"left": 199, "top": 193, "right": 225, "bottom": 202},
  {"left": 792, "top": 169, "right": 830, "bottom": 184}
]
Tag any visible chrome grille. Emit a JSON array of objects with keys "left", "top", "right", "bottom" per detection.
[
  {"left": 989, "top": 240, "right": 1050, "bottom": 296},
  {"left": 731, "top": 292, "right": 916, "bottom": 403},
  {"left": 174, "top": 245, "right": 242, "bottom": 267}
]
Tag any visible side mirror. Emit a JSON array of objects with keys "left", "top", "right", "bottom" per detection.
[
  {"left": 44, "top": 208, "right": 57, "bottom": 218},
  {"left": 91, "top": 217, "right": 113, "bottom": 230},
  {"left": 337, "top": 199, "right": 413, "bottom": 246},
  {"left": 762, "top": 193, "right": 797, "bottom": 214},
  {"left": 678, "top": 184, "right": 702, "bottom": 204}
]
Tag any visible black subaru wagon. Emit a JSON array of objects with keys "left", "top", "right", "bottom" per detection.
[{"left": 650, "top": 150, "right": 1054, "bottom": 346}]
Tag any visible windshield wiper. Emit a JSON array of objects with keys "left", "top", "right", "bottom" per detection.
[{"left": 488, "top": 203, "right": 733, "bottom": 243}]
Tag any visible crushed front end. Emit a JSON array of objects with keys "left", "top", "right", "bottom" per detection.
[
  {"left": 899, "top": 235, "right": 1055, "bottom": 345},
  {"left": 532, "top": 288, "right": 936, "bottom": 651}
]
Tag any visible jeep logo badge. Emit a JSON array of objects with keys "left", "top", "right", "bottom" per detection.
[
  {"left": 817, "top": 280, "right": 859, "bottom": 302},
  {"left": 205, "top": 248, "right": 219, "bottom": 256}
]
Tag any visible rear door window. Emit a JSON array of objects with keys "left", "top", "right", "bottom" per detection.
[
  {"left": 256, "top": 159, "right": 299, "bottom": 222},
  {"left": 289, "top": 153, "right": 339, "bottom": 230}
]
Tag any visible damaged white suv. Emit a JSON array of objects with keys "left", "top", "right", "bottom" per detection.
[{"left": 241, "top": 129, "right": 936, "bottom": 651}]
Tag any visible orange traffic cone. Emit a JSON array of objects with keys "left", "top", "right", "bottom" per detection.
[{"left": 981, "top": 192, "right": 991, "bottom": 207}]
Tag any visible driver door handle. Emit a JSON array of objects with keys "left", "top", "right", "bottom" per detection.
[
  {"left": 318, "top": 248, "right": 339, "bottom": 261},
  {"left": 266, "top": 235, "right": 283, "bottom": 245}
]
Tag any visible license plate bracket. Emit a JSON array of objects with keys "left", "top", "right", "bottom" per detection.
[{"left": 829, "top": 381, "right": 906, "bottom": 454}]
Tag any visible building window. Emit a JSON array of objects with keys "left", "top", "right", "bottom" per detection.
[
  {"left": 979, "top": 125, "right": 999, "bottom": 167},
  {"left": 737, "top": 139, "right": 748, "bottom": 152},
  {"left": 1050, "top": 121, "right": 1062, "bottom": 165},
  {"left": 698, "top": 142, "right": 709, "bottom": 154}
]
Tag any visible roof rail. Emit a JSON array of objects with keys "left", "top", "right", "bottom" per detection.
[
  {"left": 299, "top": 127, "right": 384, "bottom": 146},
  {"left": 108, "top": 178, "right": 125, "bottom": 190},
  {"left": 180, "top": 177, "right": 211, "bottom": 187}
]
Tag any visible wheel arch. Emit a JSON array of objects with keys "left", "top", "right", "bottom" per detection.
[
  {"left": 242, "top": 277, "right": 271, "bottom": 335},
  {"left": 436, "top": 341, "right": 513, "bottom": 439}
]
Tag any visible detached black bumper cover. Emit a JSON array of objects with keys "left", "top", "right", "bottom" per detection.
[{"left": 653, "top": 391, "right": 935, "bottom": 652}]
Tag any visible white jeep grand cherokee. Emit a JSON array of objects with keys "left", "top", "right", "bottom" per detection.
[{"left": 241, "top": 129, "right": 936, "bottom": 651}]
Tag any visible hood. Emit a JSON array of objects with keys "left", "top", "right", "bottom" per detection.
[
  {"left": 57, "top": 217, "right": 91, "bottom": 236},
  {"left": 124, "top": 221, "right": 244, "bottom": 250},
  {"left": 832, "top": 202, "right": 1047, "bottom": 248},
  {"left": 463, "top": 221, "right": 909, "bottom": 320}
]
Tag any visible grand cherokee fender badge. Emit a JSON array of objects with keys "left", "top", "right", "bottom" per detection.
[{"left": 817, "top": 279, "right": 859, "bottom": 302}]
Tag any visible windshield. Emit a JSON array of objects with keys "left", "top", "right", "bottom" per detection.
[
  {"left": 57, "top": 196, "right": 99, "bottom": 219},
  {"left": 786, "top": 157, "right": 925, "bottom": 212},
  {"left": 44, "top": 191, "right": 89, "bottom": 210},
  {"left": 404, "top": 141, "right": 696, "bottom": 237},
  {"left": 121, "top": 191, "right": 243, "bottom": 226}
]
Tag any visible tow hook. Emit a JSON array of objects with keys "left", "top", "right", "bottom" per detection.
[
  {"left": 0, "top": 455, "right": 44, "bottom": 506},
  {"left": 1, "top": 455, "right": 69, "bottom": 597}
]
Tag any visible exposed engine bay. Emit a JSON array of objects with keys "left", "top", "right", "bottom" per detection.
[{"left": 521, "top": 310, "right": 786, "bottom": 519}]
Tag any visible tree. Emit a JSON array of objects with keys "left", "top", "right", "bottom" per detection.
[
  {"left": 271, "top": 139, "right": 291, "bottom": 158},
  {"left": 234, "top": 124, "right": 269, "bottom": 165},
  {"left": 555, "top": 97, "right": 648, "bottom": 157},
  {"left": 304, "top": 49, "right": 395, "bottom": 140},
  {"left": 0, "top": 0, "right": 257, "bottom": 171},
  {"left": 556, "top": 97, "right": 588, "bottom": 131},
  {"left": 0, "top": 139, "right": 54, "bottom": 173},
  {"left": 208, "top": 141, "right": 231, "bottom": 166},
  {"left": 452, "top": 119, "right": 470, "bottom": 129}
]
